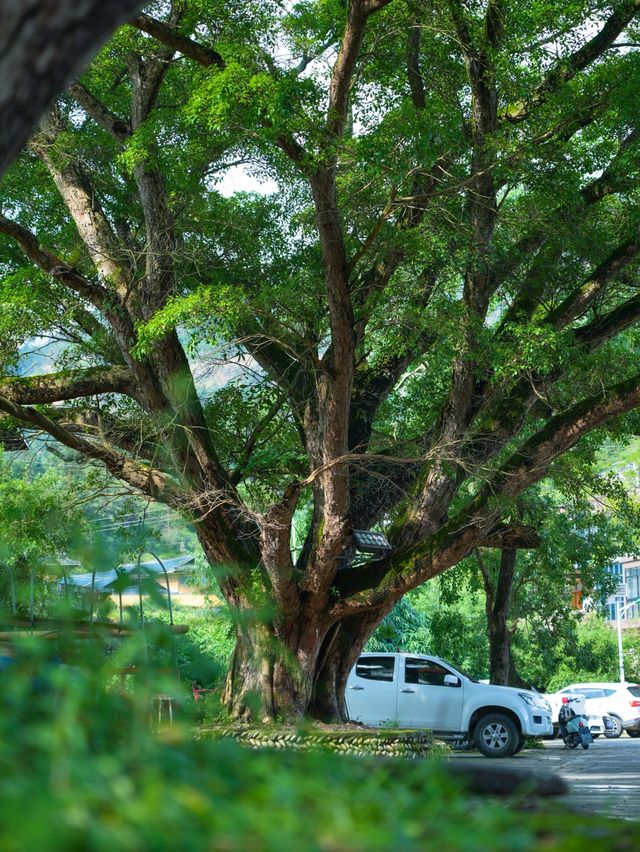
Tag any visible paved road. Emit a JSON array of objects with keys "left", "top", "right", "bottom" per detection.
[{"left": 450, "top": 736, "right": 640, "bottom": 820}]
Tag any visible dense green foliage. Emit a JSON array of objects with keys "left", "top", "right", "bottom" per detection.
[
  {"left": 0, "top": 636, "right": 637, "bottom": 851},
  {"left": 0, "top": 452, "right": 85, "bottom": 615},
  {"left": 4, "top": 6, "right": 640, "bottom": 844},
  {"left": 371, "top": 466, "right": 640, "bottom": 688},
  {"left": 372, "top": 583, "right": 640, "bottom": 690}
]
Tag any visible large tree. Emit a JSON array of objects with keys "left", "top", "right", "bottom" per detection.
[{"left": 1, "top": 0, "right": 640, "bottom": 720}]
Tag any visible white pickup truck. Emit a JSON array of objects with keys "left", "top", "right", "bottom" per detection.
[{"left": 346, "top": 652, "right": 553, "bottom": 757}]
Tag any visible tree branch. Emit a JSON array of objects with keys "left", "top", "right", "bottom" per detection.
[
  {"left": 502, "top": 1, "right": 640, "bottom": 124},
  {"left": 485, "top": 0, "right": 506, "bottom": 49},
  {"left": 30, "top": 111, "right": 132, "bottom": 303},
  {"left": 130, "top": 12, "right": 225, "bottom": 68},
  {"left": 546, "top": 224, "right": 640, "bottom": 328},
  {"left": 482, "top": 523, "right": 540, "bottom": 550},
  {"left": 51, "top": 407, "right": 161, "bottom": 465},
  {"left": 497, "top": 128, "right": 640, "bottom": 328},
  {"left": 69, "top": 82, "right": 131, "bottom": 142},
  {"left": 0, "top": 394, "right": 185, "bottom": 507},
  {"left": 575, "top": 291, "right": 640, "bottom": 350},
  {"left": 327, "top": 0, "right": 392, "bottom": 137},
  {"left": 406, "top": 24, "right": 426, "bottom": 110},
  {"left": 260, "top": 480, "right": 303, "bottom": 623},
  {"left": 230, "top": 394, "right": 286, "bottom": 486},
  {"left": 0, "top": 0, "right": 143, "bottom": 176},
  {"left": 336, "top": 371, "right": 640, "bottom": 612},
  {"left": 0, "top": 366, "right": 136, "bottom": 406},
  {"left": 0, "top": 213, "right": 109, "bottom": 308}
]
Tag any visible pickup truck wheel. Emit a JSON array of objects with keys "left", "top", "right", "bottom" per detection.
[
  {"left": 474, "top": 714, "right": 519, "bottom": 758},
  {"left": 604, "top": 715, "right": 623, "bottom": 739},
  {"left": 512, "top": 735, "right": 526, "bottom": 755}
]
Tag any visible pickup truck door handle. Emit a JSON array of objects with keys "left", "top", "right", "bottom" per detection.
[
  {"left": 349, "top": 685, "right": 365, "bottom": 691},
  {"left": 401, "top": 688, "right": 415, "bottom": 694}
]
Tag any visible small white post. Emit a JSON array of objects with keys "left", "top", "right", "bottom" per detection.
[
  {"left": 617, "top": 599, "right": 625, "bottom": 684},
  {"left": 615, "top": 597, "right": 640, "bottom": 685}
]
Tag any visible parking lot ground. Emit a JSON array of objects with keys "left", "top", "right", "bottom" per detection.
[{"left": 448, "top": 736, "right": 640, "bottom": 820}]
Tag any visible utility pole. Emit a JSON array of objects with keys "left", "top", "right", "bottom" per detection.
[{"left": 616, "top": 597, "right": 640, "bottom": 684}]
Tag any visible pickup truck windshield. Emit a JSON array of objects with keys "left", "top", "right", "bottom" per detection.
[
  {"left": 444, "top": 663, "right": 479, "bottom": 683},
  {"left": 406, "top": 658, "right": 479, "bottom": 684}
]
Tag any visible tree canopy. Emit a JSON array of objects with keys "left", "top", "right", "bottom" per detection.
[{"left": 1, "top": 0, "right": 640, "bottom": 719}]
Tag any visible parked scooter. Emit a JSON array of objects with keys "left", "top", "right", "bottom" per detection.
[{"left": 558, "top": 694, "right": 594, "bottom": 750}]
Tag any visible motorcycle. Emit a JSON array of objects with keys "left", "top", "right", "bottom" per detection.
[{"left": 558, "top": 695, "right": 594, "bottom": 750}]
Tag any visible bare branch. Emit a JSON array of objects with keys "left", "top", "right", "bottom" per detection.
[
  {"left": 130, "top": 12, "right": 225, "bottom": 68},
  {"left": 69, "top": 82, "right": 131, "bottom": 142}
]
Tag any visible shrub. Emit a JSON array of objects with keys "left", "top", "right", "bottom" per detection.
[{"left": 0, "top": 629, "right": 635, "bottom": 850}]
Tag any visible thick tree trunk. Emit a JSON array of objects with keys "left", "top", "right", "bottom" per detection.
[
  {"left": 217, "top": 599, "right": 392, "bottom": 722},
  {"left": 482, "top": 548, "right": 518, "bottom": 686},
  {"left": 487, "top": 617, "right": 513, "bottom": 686},
  {"left": 0, "top": 0, "right": 143, "bottom": 176},
  {"left": 222, "top": 623, "right": 310, "bottom": 721},
  {"left": 310, "top": 607, "right": 394, "bottom": 721},
  {"left": 219, "top": 610, "right": 339, "bottom": 722}
]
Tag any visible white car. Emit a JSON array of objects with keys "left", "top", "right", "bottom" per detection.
[
  {"left": 346, "top": 652, "right": 553, "bottom": 758},
  {"left": 546, "top": 682, "right": 640, "bottom": 738}
]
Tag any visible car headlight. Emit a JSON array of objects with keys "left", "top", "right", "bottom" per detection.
[{"left": 519, "top": 692, "right": 549, "bottom": 711}]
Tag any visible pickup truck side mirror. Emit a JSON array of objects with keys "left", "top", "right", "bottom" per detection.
[{"left": 444, "top": 674, "right": 461, "bottom": 687}]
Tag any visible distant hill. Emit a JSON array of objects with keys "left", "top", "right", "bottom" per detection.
[{"left": 598, "top": 439, "right": 640, "bottom": 495}]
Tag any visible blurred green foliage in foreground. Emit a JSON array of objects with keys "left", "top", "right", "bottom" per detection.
[{"left": 0, "top": 631, "right": 637, "bottom": 851}]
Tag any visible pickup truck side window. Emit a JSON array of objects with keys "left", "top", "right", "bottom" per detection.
[
  {"left": 404, "top": 658, "right": 456, "bottom": 687},
  {"left": 355, "top": 656, "right": 395, "bottom": 682}
]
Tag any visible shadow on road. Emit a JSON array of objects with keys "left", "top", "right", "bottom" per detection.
[{"left": 448, "top": 736, "right": 640, "bottom": 820}]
